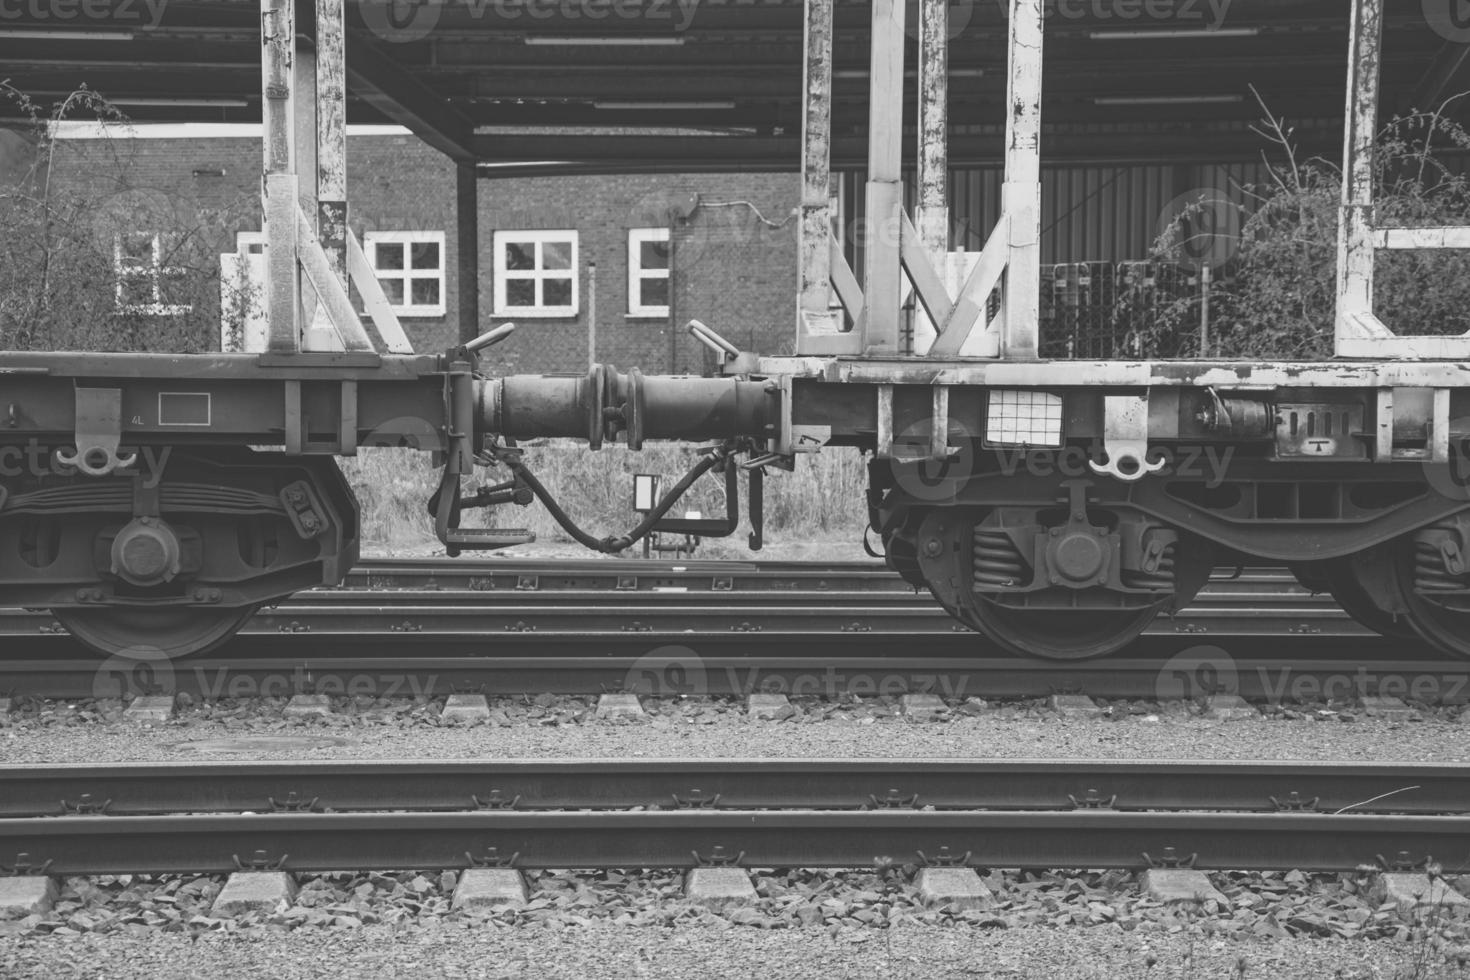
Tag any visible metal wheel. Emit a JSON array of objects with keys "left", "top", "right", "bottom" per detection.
[
  {"left": 1286, "top": 561, "right": 1331, "bottom": 594},
  {"left": 961, "top": 596, "right": 1169, "bottom": 661},
  {"left": 1320, "top": 557, "right": 1417, "bottom": 640},
  {"left": 53, "top": 605, "right": 259, "bottom": 659},
  {"left": 1388, "top": 545, "right": 1470, "bottom": 660}
]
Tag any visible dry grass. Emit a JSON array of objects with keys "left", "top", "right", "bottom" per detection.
[{"left": 338, "top": 441, "right": 870, "bottom": 558}]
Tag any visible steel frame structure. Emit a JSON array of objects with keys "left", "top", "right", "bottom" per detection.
[
  {"left": 4, "top": 0, "right": 1470, "bottom": 660},
  {"left": 746, "top": 0, "right": 1470, "bottom": 477}
]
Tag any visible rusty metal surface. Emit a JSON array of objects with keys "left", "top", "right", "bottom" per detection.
[
  {"left": 5, "top": 758, "right": 1469, "bottom": 818},
  {"left": 3, "top": 808, "right": 1467, "bottom": 874}
]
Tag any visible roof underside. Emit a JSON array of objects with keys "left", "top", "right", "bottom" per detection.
[{"left": 0, "top": 0, "right": 1461, "bottom": 174}]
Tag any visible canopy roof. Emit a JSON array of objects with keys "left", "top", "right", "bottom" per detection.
[{"left": 2, "top": 0, "right": 1461, "bottom": 173}]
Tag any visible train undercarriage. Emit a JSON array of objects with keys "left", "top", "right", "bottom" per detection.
[{"left": 6, "top": 349, "right": 1470, "bottom": 664}]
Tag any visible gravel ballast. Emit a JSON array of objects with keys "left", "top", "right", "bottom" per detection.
[
  {"left": 3, "top": 918, "right": 1463, "bottom": 980},
  {"left": 2, "top": 694, "right": 1469, "bottom": 764}
]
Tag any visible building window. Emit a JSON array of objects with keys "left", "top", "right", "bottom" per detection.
[
  {"left": 493, "top": 230, "right": 578, "bottom": 317},
  {"left": 114, "top": 232, "right": 191, "bottom": 315},
  {"left": 365, "top": 230, "right": 446, "bottom": 317},
  {"left": 627, "top": 227, "right": 670, "bottom": 318}
]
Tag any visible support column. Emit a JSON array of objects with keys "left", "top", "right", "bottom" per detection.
[
  {"left": 262, "top": 0, "right": 300, "bottom": 353},
  {"left": 456, "top": 162, "right": 480, "bottom": 345},
  {"left": 294, "top": 39, "right": 341, "bottom": 351},
  {"left": 1000, "top": 0, "right": 1043, "bottom": 360},
  {"left": 316, "top": 0, "right": 349, "bottom": 296},
  {"left": 1335, "top": 0, "right": 1383, "bottom": 349},
  {"left": 914, "top": 0, "right": 949, "bottom": 356},
  {"left": 795, "top": 0, "right": 852, "bottom": 354},
  {"left": 859, "top": 0, "right": 906, "bottom": 355}
]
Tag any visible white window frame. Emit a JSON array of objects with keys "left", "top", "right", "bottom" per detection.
[
  {"left": 493, "top": 229, "right": 579, "bottom": 318},
  {"left": 627, "top": 227, "right": 671, "bottom": 318},
  {"left": 114, "top": 232, "right": 191, "bottom": 316},
  {"left": 364, "top": 230, "right": 447, "bottom": 317}
]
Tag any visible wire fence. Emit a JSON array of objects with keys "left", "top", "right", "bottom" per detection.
[{"left": 1039, "top": 261, "right": 1210, "bottom": 359}]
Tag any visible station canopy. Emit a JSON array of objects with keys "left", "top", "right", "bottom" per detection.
[{"left": 0, "top": 0, "right": 1462, "bottom": 174}]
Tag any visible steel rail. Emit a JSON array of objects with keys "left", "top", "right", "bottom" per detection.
[
  {"left": 2, "top": 809, "right": 1466, "bottom": 875},
  {"left": 3, "top": 759, "right": 1467, "bottom": 819},
  {"left": 12, "top": 643, "right": 1460, "bottom": 700},
  {"left": 0, "top": 563, "right": 1354, "bottom": 641}
]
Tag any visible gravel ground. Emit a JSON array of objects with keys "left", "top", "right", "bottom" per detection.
[
  {"left": 2, "top": 694, "right": 1468, "bottom": 763},
  {"left": 4, "top": 917, "right": 1466, "bottom": 980},
  {"left": 4, "top": 865, "right": 1470, "bottom": 978}
]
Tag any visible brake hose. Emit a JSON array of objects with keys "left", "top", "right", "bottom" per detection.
[{"left": 501, "top": 449, "right": 726, "bottom": 554}]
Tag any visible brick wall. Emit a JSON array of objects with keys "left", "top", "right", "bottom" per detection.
[{"left": 43, "top": 132, "right": 799, "bottom": 372}]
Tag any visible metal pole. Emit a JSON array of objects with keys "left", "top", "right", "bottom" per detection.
[
  {"left": 1334, "top": 0, "right": 1382, "bottom": 354},
  {"left": 316, "top": 0, "right": 348, "bottom": 299},
  {"left": 796, "top": 0, "right": 852, "bottom": 354},
  {"left": 859, "top": 0, "right": 906, "bottom": 355},
  {"left": 261, "top": 0, "right": 300, "bottom": 353},
  {"left": 587, "top": 261, "right": 597, "bottom": 370},
  {"left": 914, "top": 0, "right": 949, "bottom": 356},
  {"left": 1000, "top": 0, "right": 1043, "bottom": 360},
  {"left": 456, "top": 163, "right": 480, "bottom": 345},
  {"left": 1199, "top": 264, "right": 1211, "bottom": 357}
]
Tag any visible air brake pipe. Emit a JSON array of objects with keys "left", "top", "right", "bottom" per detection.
[{"left": 475, "top": 366, "right": 777, "bottom": 448}]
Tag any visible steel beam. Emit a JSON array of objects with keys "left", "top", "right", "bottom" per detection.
[
  {"left": 261, "top": 0, "right": 301, "bottom": 353},
  {"left": 4, "top": 810, "right": 1469, "bottom": 873},
  {"left": 345, "top": 29, "right": 477, "bottom": 163},
  {"left": 317, "top": 0, "right": 350, "bottom": 310},
  {"left": 1000, "top": 0, "right": 1043, "bottom": 360},
  {"left": 1335, "top": 0, "right": 1384, "bottom": 354},
  {"left": 914, "top": 0, "right": 949, "bottom": 357},
  {"left": 795, "top": 0, "right": 851, "bottom": 355},
  {"left": 857, "top": 0, "right": 906, "bottom": 356},
  {"left": 6, "top": 760, "right": 1470, "bottom": 819},
  {"left": 456, "top": 164, "right": 480, "bottom": 345}
]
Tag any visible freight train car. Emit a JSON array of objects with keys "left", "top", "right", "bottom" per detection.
[{"left": 2, "top": 0, "right": 1468, "bottom": 663}]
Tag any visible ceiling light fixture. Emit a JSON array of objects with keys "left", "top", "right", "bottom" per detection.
[
  {"left": 1089, "top": 27, "right": 1261, "bottom": 39},
  {"left": 523, "top": 35, "right": 685, "bottom": 45}
]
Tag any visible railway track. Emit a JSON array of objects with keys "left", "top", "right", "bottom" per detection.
[
  {"left": 3, "top": 558, "right": 1456, "bottom": 701},
  {"left": 1, "top": 759, "right": 1466, "bottom": 875},
  {"left": 1, "top": 560, "right": 1363, "bottom": 641}
]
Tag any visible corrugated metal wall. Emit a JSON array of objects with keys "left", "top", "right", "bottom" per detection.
[{"left": 839, "top": 161, "right": 1270, "bottom": 270}]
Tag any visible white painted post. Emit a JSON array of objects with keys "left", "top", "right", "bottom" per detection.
[
  {"left": 293, "top": 40, "right": 340, "bottom": 351},
  {"left": 317, "top": 0, "right": 349, "bottom": 305},
  {"left": 860, "top": 0, "right": 906, "bottom": 355},
  {"left": 1000, "top": 0, "right": 1043, "bottom": 360},
  {"left": 261, "top": 0, "right": 300, "bottom": 353},
  {"left": 796, "top": 0, "right": 854, "bottom": 354},
  {"left": 914, "top": 0, "right": 949, "bottom": 356},
  {"left": 1335, "top": 0, "right": 1383, "bottom": 353}
]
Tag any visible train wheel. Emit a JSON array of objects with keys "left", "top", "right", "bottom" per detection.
[
  {"left": 1319, "top": 556, "right": 1417, "bottom": 640},
  {"left": 1286, "top": 561, "right": 1331, "bottom": 594},
  {"left": 53, "top": 605, "right": 260, "bottom": 659},
  {"left": 1388, "top": 535, "right": 1470, "bottom": 659},
  {"left": 962, "top": 597, "right": 1169, "bottom": 661}
]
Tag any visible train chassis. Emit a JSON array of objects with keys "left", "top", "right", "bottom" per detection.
[{"left": 6, "top": 345, "right": 1470, "bottom": 663}]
